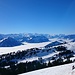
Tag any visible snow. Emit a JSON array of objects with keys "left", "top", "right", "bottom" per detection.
[
  {"left": 70, "top": 57, "right": 75, "bottom": 61},
  {"left": 42, "top": 52, "right": 57, "bottom": 59},
  {"left": 50, "top": 41, "right": 75, "bottom": 52},
  {"left": 0, "top": 38, "right": 75, "bottom": 55},
  {"left": 19, "top": 63, "right": 75, "bottom": 75},
  {"left": 0, "top": 42, "right": 50, "bottom": 55},
  {"left": 18, "top": 51, "right": 58, "bottom": 63},
  {"left": 62, "top": 42, "right": 75, "bottom": 52},
  {"left": 0, "top": 37, "right": 7, "bottom": 43},
  {"left": 19, "top": 57, "right": 38, "bottom": 63},
  {"left": 49, "top": 38, "right": 72, "bottom": 43},
  {"left": 18, "top": 47, "right": 59, "bottom": 63}
]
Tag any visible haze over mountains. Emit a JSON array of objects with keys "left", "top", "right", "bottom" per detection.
[{"left": 0, "top": 33, "right": 75, "bottom": 47}]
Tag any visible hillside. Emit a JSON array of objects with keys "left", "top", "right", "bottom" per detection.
[
  {"left": 0, "top": 37, "right": 23, "bottom": 47},
  {"left": 45, "top": 41, "right": 63, "bottom": 48},
  {"left": 19, "top": 63, "right": 75, "bottom": 75},
  {"left": 0, "top": 34, "right": 75, "bottom": 75}
]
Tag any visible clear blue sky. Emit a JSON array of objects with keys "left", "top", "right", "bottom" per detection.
[{"left": 0, "top": 0, "right": 75, "bottom": 34}]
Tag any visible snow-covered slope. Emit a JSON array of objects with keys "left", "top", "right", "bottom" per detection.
[
  {"left": 61, "top": 42, "right": 75, "bottom": 52},
  {"left": 45, "top": 41, "right": 63, "bottom": 48},
  {"left": 0, "top": 37, "right": 22, "bottom": 47},
  {"left": 19, "top": 63, "right": 75, "bottom": 75},
  {"left": 0, "top": 42, "right": 50, "bottom": 55}
]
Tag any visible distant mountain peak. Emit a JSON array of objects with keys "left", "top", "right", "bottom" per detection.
[{"left": 0, "top": 37, "right": 23, "bottom": 47}]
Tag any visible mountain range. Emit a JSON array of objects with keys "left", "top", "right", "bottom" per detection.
[
  {"left": 0, "top": 33, "right": 75, "bottom": 75},
  {"left": 0, "top": 33, "right": 75, "bottom": 47}
]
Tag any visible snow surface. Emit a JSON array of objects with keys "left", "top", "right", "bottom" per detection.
[
  {"left": 50, "top": 41, "right": 75, "bottom": 52},
  {"left": 19, "top": 63, "right": 75, "bottom": 75},
  {"left": 0, "top": 42, "right": 50, "bottom": 55},
  {"left": 56, "top": 42, "right": 75, "bottom": 52},
  {"left": 0, "top": 38, "right": 7, "bottom": 43},
  {"left": 18, "top": 51, "right": 59, "bottom": 63},
  {"left": 0, "top": 38, "right": 74, "bottom": 55}
]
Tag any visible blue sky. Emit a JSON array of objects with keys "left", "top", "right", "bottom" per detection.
[{"left": 0, "top": 0, "right": 75, "bottom": 34}]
